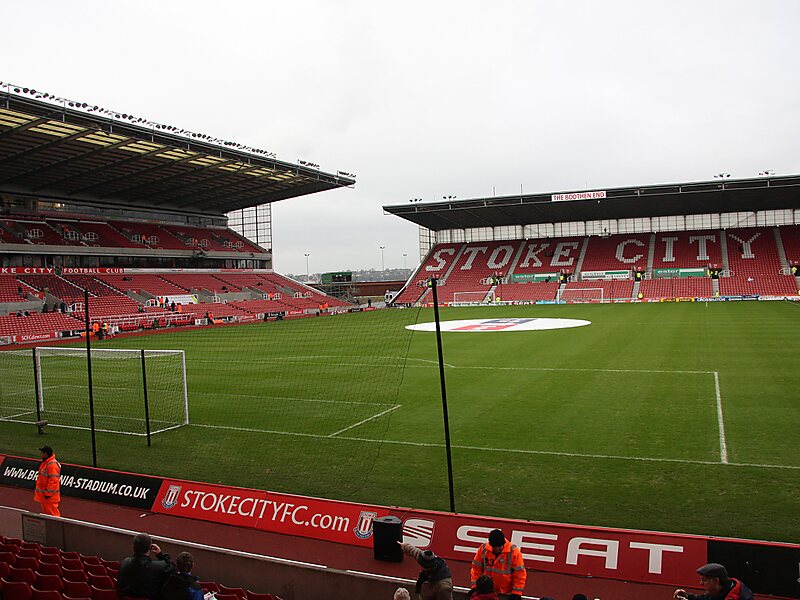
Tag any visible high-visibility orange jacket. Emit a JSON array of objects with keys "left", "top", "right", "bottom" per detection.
[
  {"left": 470, "top": 540, "right": 526, "bottom": 595},
  {"left": 34, "top": 454, "right": 61, "bottom": 505}
]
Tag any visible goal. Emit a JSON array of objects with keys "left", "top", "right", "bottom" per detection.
[
  {"left": 452, "top": 290, "right": 491, "bottom": 305},
  {"left": 556, "top": 287, "right": 605, "bottom": 304},
  {"left": 0, "top": 348, "right": 188, "bottom": 436}
]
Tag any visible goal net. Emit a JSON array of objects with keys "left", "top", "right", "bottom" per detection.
[
  {"left": 556, "top": 287, "right": 605, "bottom": 304},
  {"left": 452, "top": 290, "right": 491, "bottom": 305},
  {"left": 0, "top": 348, "right": 188, "bottom": 436}
]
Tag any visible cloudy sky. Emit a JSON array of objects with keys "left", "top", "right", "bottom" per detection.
[{"left": 2, "top": 1, "right": 799, "bottom": 274}]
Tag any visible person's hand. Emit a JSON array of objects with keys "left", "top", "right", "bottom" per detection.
[
  {"left": 674, "top": 589, "right": 688, "bottom": 599},
  {"left": 149, "top": 543, "right": 162, "bottom": 558}
]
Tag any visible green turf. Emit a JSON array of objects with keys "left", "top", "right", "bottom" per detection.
[{"left": 1, "top": 302, "right": 798, "bottom": 544}]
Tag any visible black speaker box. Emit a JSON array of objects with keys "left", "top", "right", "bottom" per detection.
[{"left": 373, "top": 515, "right": 403, "bottom": 562}]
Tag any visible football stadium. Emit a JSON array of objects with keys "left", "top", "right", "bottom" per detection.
[{"left": 1, "top": 81, "right": 799, "bottom": 600}]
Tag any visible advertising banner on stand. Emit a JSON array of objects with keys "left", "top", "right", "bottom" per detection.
[{"left": 0, "top": 457, "right": 163, "bottom": 510}]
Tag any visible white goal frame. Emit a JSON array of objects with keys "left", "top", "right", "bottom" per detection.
[
  {"left": 556, "top": 287, "right": 606, "bottom": 304},
  {"left": 1, "top": 347, "right": 188, "bottom": 436}
]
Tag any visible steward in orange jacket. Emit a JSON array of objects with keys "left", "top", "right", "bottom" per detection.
[
  {"left": 469, "top": 529, "right": 526, "bottom": 600},
  {"left": 34, "top": 446, "right": 61, "bottom": 516}
]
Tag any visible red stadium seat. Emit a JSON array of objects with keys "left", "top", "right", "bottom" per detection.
[
  {"left": 17, "top": 548, "right": 41, "bottom": 559},
  {"left": 34, "top": 574, "right": 63, "bottom": 592},
  {"left": 199, "top": 582, "right": 219, "bottom": 593},
  {"left": 246, "top": 592, "right": 275, "bottom": 600},
  {"left": 31, "top": 588, "right": 63, "bottom": 600},
  {"left": 218, "top": 585, "right": 246, "bottom": 598},
  {"left": 36, "top": 563, "right": 62, "bottom": 576},
  {"left": 14, "top": 557, "right": 39, "bottom": 571},
  {"left": 90, "top": 586, "right": 118, "bottom": 600},
  {"left": 79, "top": 557, "right": 101, "bottom": 567},
  {"left": 214, "top": 594, "right": 240, "bottom": 600},
  {"left": 62, "top": 580, "right": 92, "bottom": 599},
  {"left": 60, "top": 559, "right": 83, "bottom": 572},
  {"left": 39, "top": 554, "right": 61, "bottom": 565},
  {"left": 86, "top": 575, "right": 114, "bottom": 590},
  {"left": 39, "top": 548, "right": 60, "bottom": 557},
  {"left": 0, "top": 562, "right": 11, "bottom": 579},
  {"left": 83, "top": 564, "right": 106, "bottom": 577},
  {"left": 61, "top": 569, "right": 88, "bottom": 583},
  {"left": 0, "top": 551, "right": 17, "bottom": 566},
  {"left": 1, "top": 579, "right": 32, "bottom": 600},
  {"left": 9, "top": 567, "right": 37, "bottom": 586},
  {"left": 59, "top": 553, "right": 80, "bottom": 562}
]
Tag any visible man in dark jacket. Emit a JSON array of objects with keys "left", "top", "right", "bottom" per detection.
[
  {"left": 118, "top": 533, "right": 175, "bottom": 600},
  {"left": 674, "top": 563, "right": 754, "bottom": 600}
]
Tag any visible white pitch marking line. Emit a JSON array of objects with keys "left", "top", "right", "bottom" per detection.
[
  {"left": 187, "top": 422, "right": 800, "bottom": 471},
  {"left": 714, "top": 371, "right": 728, "bottom": 464},
  {"left": 328, "top": 405, "right": 402, "bottom": 437}
]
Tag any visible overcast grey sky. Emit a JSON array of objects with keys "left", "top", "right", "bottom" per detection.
[{"left": 2, "top": 1, "right": 799, "bottom": 274}]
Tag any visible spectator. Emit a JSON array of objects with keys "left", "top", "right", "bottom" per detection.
[
  {"left": 118, "top": 533, "right": 175, "bottom": 600},
  {"left": 393, "top": 588, "right": 411, "bottom": 600},
  {"left": 171, "top": 301, "right": 176, "bottom": 312},
  {"left": 161, "top": 551, "right": 203, "bottom": 600},
  {"left": 399, "top": 541, "right": 453, "bottom": 600},
  {"left": 674, "top": 563, "right": 753, "bottom": 600},
  {"left": 469, "top": 529, "right": 526, "bottom": 600},
  {"left": 34, "top": 445, "right": 61, "bottom": 517},
  {"left": 468, "top": 575, "right": 499, "bottom": 600}
]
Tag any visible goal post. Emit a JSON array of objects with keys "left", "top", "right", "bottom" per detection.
[
  {"left": 556, "top": 287, "right": 606, "bottom": 304},
  {"left": 0, "top": 347, "right": 188, "bottom": 436}
]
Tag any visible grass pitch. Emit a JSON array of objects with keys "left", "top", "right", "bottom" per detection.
[{"left": 1, "top": 301, "right": 798, "bottom": 543}]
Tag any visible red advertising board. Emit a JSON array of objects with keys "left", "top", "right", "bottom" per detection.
[
  {"left": 0, "top": 267, "right": 125, "bottom": 274},
  {"left": 152, "top": 478, "right": 705, "bottom": 586},
  {"left": 12, "top": 332, "right": 59, "bottom": 343}
]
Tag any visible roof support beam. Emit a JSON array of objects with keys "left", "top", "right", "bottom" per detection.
[{"left": 32, "top": 141, "right": 173, "bottom": 191}]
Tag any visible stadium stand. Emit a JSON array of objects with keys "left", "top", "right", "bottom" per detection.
[
  {"left": 514, "top": 237, "right": 584, "bottom": 274},
  {"left": 652, "top": 230, "right": 723, "bottom": 269},
  {"left": 0, "top": 536, "right": 284, "bottom": 600},
  {"left": 721, "top": 227, "right": 797, "bottom": 296},
  {"left": 159, "top": 273, "right": 242, "bottom": 294},
  {"left": 496, "top": 281, "right": 559, "bottom": 302},
  {"left": 563, "top": 279, "right": 635, "bottom": 302},
  {"left": 579, "top": 234, "right": 650, "bottom": 273},
  {"left": 95, "top": 274, "right": 188, "bottom": 297},
  {"left": 640, "top": 277, "right": 713, "bottom": 299},
  {"left": 0, "top": 312, "right": 84, "bottom": 337},
  {"left": 16, "top": 274, "right": 86, "bottom": 303}
]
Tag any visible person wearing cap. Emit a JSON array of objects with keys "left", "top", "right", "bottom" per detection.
[
  {"left": 469, "top": 529, "right": 526, "bottom": 600},
  {"left": 674, "top": 563, "right": 754, "bottom": 600},
  {"left": 34, "top": 446, "right": 61, "bottom": 517},
  {"left": 398, "top": 541, "right": 453, "bottom": 600}
]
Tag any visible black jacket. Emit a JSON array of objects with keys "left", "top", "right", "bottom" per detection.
[{"left": 118, "top": 552, "right": 176, "bottom": 600}]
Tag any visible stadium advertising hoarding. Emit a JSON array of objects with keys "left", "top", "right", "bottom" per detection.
[
  {"left": 0, "top": 267, "right": 125, "bottom": 274},
  {"left": 1, "top": 457, "right": 797, "bottom": 594},
  {"left": 150, "top": 477, "right": 706, "bottom": 586},
  {"left": 0, "top": 456, "right": 163, "bottom": 510}
]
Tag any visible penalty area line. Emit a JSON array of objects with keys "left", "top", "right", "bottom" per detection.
[{"left": 328, "top": 405, "right": 402, "bottom": 437}]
